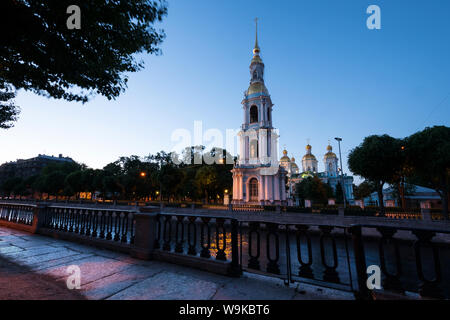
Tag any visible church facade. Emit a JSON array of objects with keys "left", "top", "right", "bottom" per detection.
[
  {"left": 280, "top": 144, "right": 354, "bottom": 204},
  {"left": 231, "top": 25, "right": 287, "bottom": 205},
  {"left": 231, "top": 22, "right": 353, "bottom": 206}
]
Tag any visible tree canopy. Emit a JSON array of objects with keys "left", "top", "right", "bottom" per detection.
[
  {"left": 0, "top": 84, "right": 20, "bottom": 129},
  {"left": 353, "top": 180, "right": 376, "bottom": 200},
  {"left": 348, "top": 134, "right": 404, "bottom": 214},
  {"left": 295, "top": 176, "right": 334, "bottom": 205},
  {"left": 0, "top": 146, "right": 234, "bottom": 204},
  {"left": 405, "top": 126, "right": 450, "bottom": 218},
  {"left": 0, "top": 0, "right": 167, "bottom": 128}
]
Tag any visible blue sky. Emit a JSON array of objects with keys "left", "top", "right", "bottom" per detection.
[{"left": 2, "top": 0, "right": 449, "bottom": 183}]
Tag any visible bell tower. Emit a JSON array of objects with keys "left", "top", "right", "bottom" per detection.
[{"left": 232, "top": 19, "right": 287, "bottom": 205}]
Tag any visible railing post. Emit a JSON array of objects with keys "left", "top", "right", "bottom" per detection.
[
  {"left": 130, "top": 207, "right": 159, "bottom": 260},
  {"left": 349, "top": 225, "right": 372, "bottom": 300},
  {"left": 31, "top": 204, "right": 48, "bottom": 234},
  {"left": 228, "top": 219, "right": 242, "bottom": 277}
]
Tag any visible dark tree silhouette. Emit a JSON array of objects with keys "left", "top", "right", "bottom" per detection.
[
  {"left": 0, "top": 0, "right": 167, "bottom": 127},
  {"left": 348, "top": 135, "right": 404, "bottom": 215},
  {"left": 405, "top": 126, "right": 450, "bottom": 219}
]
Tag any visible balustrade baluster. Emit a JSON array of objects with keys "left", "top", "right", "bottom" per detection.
[
  {"left": 55, "top": 208, "right": 62, "bottom": 231},
  {"left": 376, "top": 227, "right": 403, "bottom": 293},
  {"left": 121, "top": 212, "right": 129, "bottom": 243},
  {"left": 91, "top": 211, "right": 98, "bottom": 238},
  {"left": 248, "top": 222, "right": 261, "bottom": 270},
  {"left": 99, "top": 211, "right": 105, "bottom": 238},
  {"left": 412, "top": 230, "right": 443, "bottom": 299},
  {"left": 175, "top": 216, "right": 185, "bottom": 253},
  {"left": 85, "top": 210, "right": 92, "bottom": 236},
  {"left": 319, "top": 226, "right": 340, "bottom": 283},
  {"left": 200, "top": 217, "right": 211, "bottom": 258},
  {"left": 154, "top": 215, "right": 161, "bottom": 249},
  {"left": 187, "top": 216, "right": 197, "bottom": 255},
  {"left": 79, "top": 209, "right": 86, "bottom": 235},
  {"left": 74, "top": 209, "right": 80, "bottom": 233},
  {"left": 266, "top": 223, "right": 280, "bottom": 274},
  {"left": 68, "top": 208, "right": 74, "bottom": 232},
  {"left": 113, "top": 212, "right": 120, "bottom": 241},
  {"left": 106, "top": 211, "right": 113, "bottom": 240},
  {"left": 129, "top": 214, "right": 135, "bottom": 244},
  {"left": 63, "top": 208, "right": 69, "bottom": 231},
  {"left": 17, "top": 207, "right": 22, "bottom": 223},
  {"left": 295, "top": 225, "right": 314, "bottom": 279},
  {"left": 163, "top": 215, "right": 172, "bottom": 251},
  {"left": 215, "top": 218, "right": 227, "bottom": 261}
]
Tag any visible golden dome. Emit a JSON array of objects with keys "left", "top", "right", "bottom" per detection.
[
  {"left": 247, "top": 82, "right": 268, "bottom": 95},
  {"left": 280, "top": 149, "right": 290, "bottom": 162},
  {"left": 327, "top": 144, "right": 332, "bottom": 151},
  {"left": 324, "top": 151, "right": 337, "bottom": 159},
  {"left": 306, "top": 144, "right": 312, "bottom": 150},
  {"left": 291, "top": 157, "right": 296, "bottom": 162},
  {"left": 302, "top": 154, "right": 317, "bottom": 161},
  {"left": 291, "top": 162, "right": 299, "bottom": 169}
]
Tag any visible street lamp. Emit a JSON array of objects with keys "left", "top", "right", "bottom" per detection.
[
  {"left": 334, "top": 137, "right": 347, "bottom": 208},
  {"left": 400, "top": 145, "right": 406, "bottom": 208}
]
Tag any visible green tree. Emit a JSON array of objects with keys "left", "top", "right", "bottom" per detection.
[
  {"left": 1, "top": 177, "right": 22, "bottom": 198},
  {"left": 335, "top": 182, "right": 344, "bottom": 204},
  {"left": 348, "top": 135, "right": 404, "bottom": 215},
  {"left": 65, "top": 170, "right": 84, "bottom": 199},
  {"left": 102, "top": 162, "right": 124, "bottom": 200},
  {"left": 44, "top": 171, "right": 66, "bottom": 199},
  {"left": 405, "top": 126, "right": 450, "bottom": 219},
  {"left": 195, "top": 166, "right": 218, "bottom": 203},
  {"left": 0, "top": 0, "right": 167, "bottom": 126},
  {"left": 295, "top": 176, "right": 330, "bottom": 205},
  {"left": 0, "top": 84, "right": 20, "bottom": 129},
  {"left": 353, "top": 180, "right": 376, "bottom": 200}
]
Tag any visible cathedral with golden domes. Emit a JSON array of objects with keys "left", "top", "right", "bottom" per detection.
[
  {"left": 280, "top": 144, "right": 354, "bottom": 204},
  {"left": 231, "top": 21, "right": 353, "bottom": 205}
]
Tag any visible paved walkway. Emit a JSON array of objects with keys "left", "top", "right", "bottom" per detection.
[{"left": 0, "top": 226, "right": 353, "bottom": 300}]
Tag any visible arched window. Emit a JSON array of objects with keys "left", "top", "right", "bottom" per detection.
[
  {"left": 250, "top": 139, "right": 258, "bottom": 158},
  {"left": 249, "top": 178, "right": 258, "bottom": 201},
  {"left": 250, "top": 105, "right": 258, "bottom": 123}
]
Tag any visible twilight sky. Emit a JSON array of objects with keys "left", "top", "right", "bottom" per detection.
[{"left": 1, "top": 0, "right": 449, "bottom": 183}]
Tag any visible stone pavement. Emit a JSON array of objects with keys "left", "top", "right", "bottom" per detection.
[{"left": 0, "top": 226, "right": 354, "bottom": 300}]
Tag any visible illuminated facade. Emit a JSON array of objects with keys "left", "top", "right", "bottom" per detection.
[
  {"left": 231, "top": 23, "right": 287, "bottom": 205},
  {"left": 282, "top": 144, "right": 354, "bottom": 203}
]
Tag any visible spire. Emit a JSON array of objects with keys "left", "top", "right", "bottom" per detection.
[{"left": 253, "top": 17, "right": 260, "bottom": 55}]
